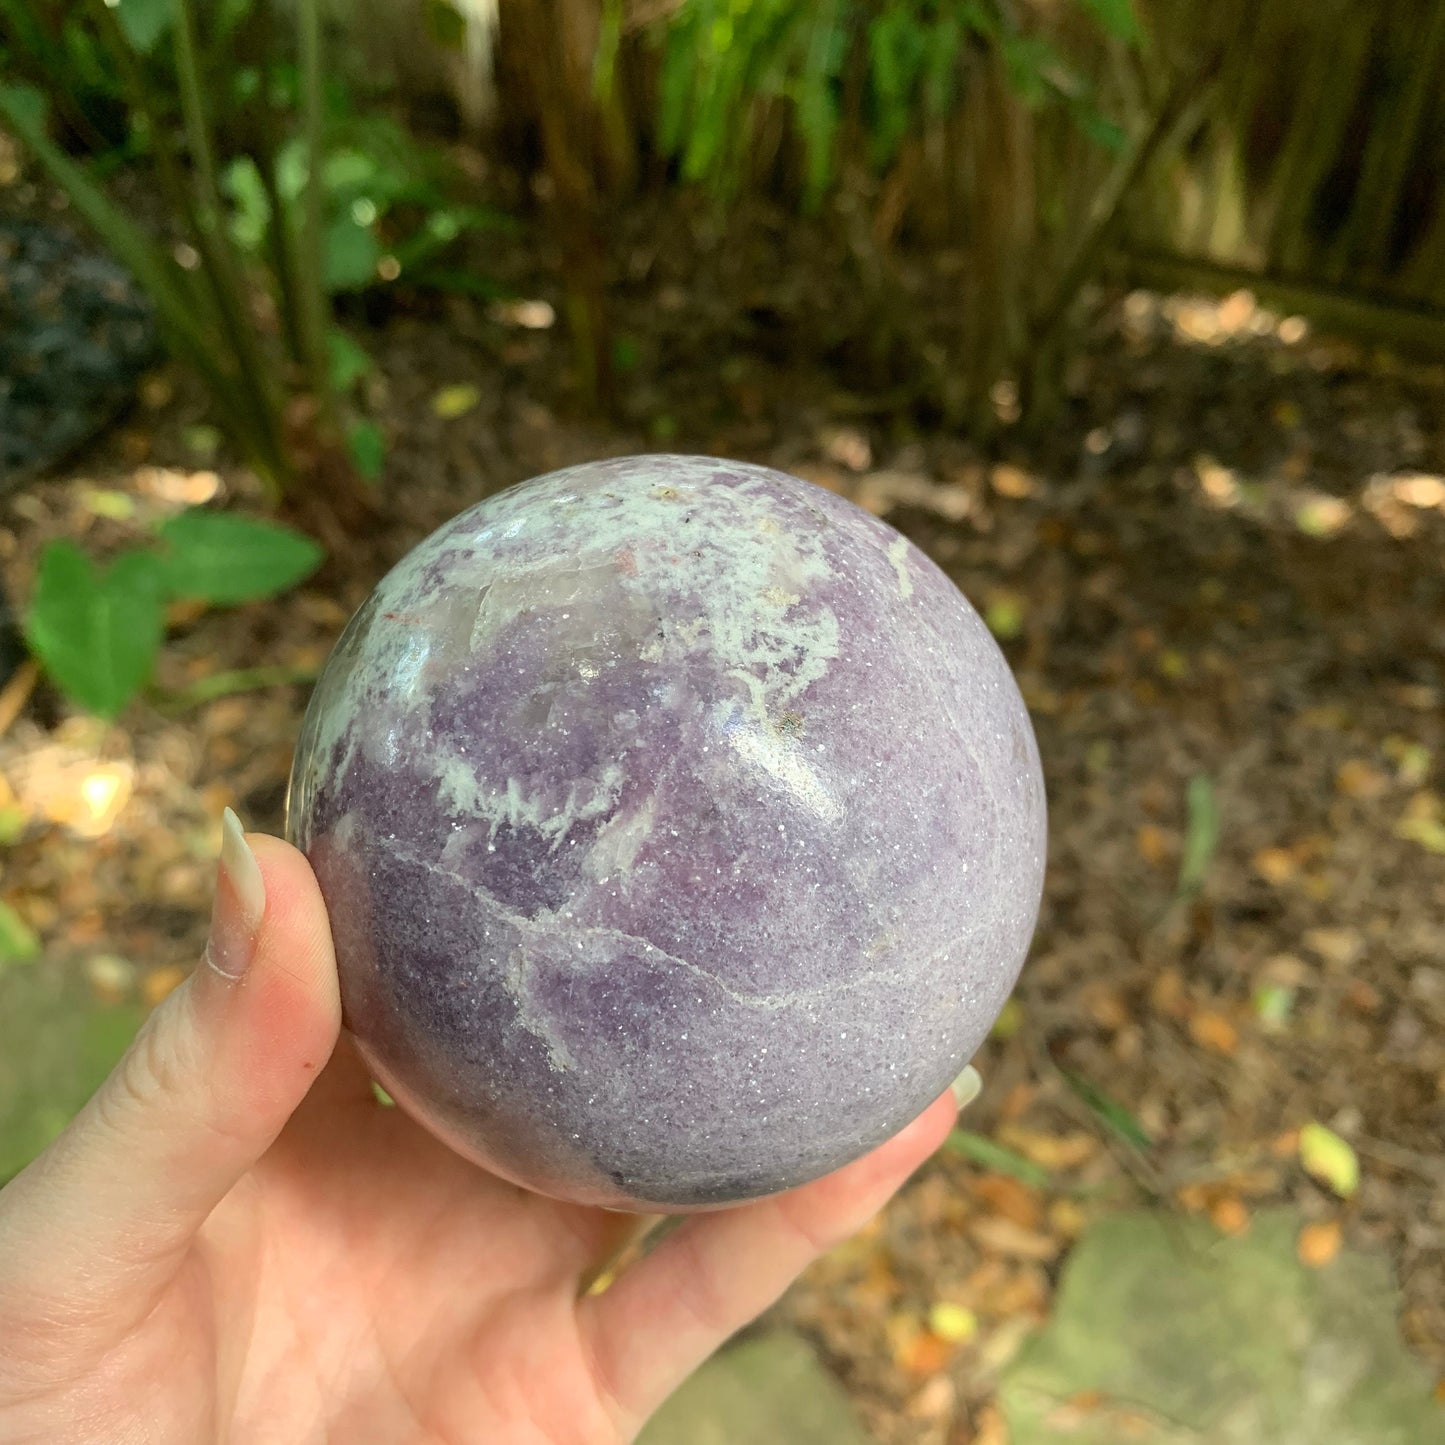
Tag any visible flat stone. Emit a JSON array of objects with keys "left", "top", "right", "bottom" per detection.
[
  {"left": 639, "top": 1331, "right": 870, "bottom": 1445},
  {"left": 0, "top": 958, "right": 144, "bottom": 1183},
  {"left": 999, "top": 1210, "right": 1441, "bottom": 1445}
]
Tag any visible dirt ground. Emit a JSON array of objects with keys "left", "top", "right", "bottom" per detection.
[{"left": 2, "top": 196, "right": 1443, "bottom": 1442}]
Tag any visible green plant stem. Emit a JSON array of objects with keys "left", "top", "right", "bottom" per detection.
[
  {"left": 171, "top": 0, "right": 291, "bottom": 488},
  {"left": 251, "top": 0, "right": 309, "bottom": 369},
  {"left": 82, "top": 0, "right": 229, "bottom": 350},
  {"left": 295, "top": 0, "right": 334, "bottom": 416},
  {"left": 1342, "top": 4, "right": 1445, "bottom": 281},
  {"left": 150, "top": 664, "right": 319, "bottom": 712}
]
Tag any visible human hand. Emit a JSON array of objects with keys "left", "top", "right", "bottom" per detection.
[{"left": 0, "top": 815, "right": 960, "bottom": 1444}]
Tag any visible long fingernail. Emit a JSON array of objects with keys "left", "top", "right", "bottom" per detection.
[
  {"left": 950, "top": 1065, "right": 982, "bottom": 1110},
  {"left": 205, "top": 808, "right": 265, "bottom": 981}
]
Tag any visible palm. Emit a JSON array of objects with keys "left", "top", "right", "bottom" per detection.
[
  {"left": 0, "top": 830, "right": 957, "bottom": 1445},
  {"left": 185, "top": 1040, "right": 640, "bottom": 1445}
]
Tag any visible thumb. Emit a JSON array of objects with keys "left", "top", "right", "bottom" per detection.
[{"left": 0, "top": 810, "right": 340, "bottom": 1320}]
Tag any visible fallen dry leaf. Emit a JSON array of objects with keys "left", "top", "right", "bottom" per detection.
[
  {"left": 1303, "top": 927, "right": 1364, "bottom": 970},
  {"left": 996, "top": 1126, "right": 1099, "bottom": 1171},
  {"left": 907, "top": 1374, "right": 956, "bottom": 1421},
  {"left": 1209, "top": 1195, "right": 1250, "bottom": 1235},
  {"left": 973, "top": 1402, "right": 1009, "bottom": 1445},
  {"left": 1189, "top": 1008, "right": 1240, "bottom": 1056},
  {"left": 821, "top": 426, "right": 872, "bottom": 472},
  {"left": 1136, "top": 823, "right": 1172, "bottom": 868},
  {"left": 969, "top": 1216, "right": 1062, "bottom": 1261},
  {"left": 1253, "top": 846, "right": 1298, "bottom": 885},
  {"left": 1149, "top": 968, "right": 1188, "bottom": 1018},
  {"left": 991, "top": 463, "right": 1035, "bottom": 499},
  {"left": 1298, "top": 1219, "right": 1343, "bottom": 1267},
  {"left": 985, "top": 1266, "right": 1050, "bottom": 1318},
  {"left": 1083, "top": 983, "right": 1131, "bottom": 1031},
  {"left": 1335, "top": 759, "right": 1390, "bottom": 800},
  {"left": 972, "top": 1174, "right": 1044, "bottom": 1230},
  {"left": 1176, "top": 1183, "right": 1211, "bottom": 1214},
  {"left": 998, "top": 1081, "right": 1036, "bottom": 1122},
  {"left": 899, "top": 1329, "right": 954, "bottom": 1378},
  {"left": 854, "top": 470, "right": 973, "bottom": 521},
  {"left": 1049, "top": 1198, "right": 1088, "bottom": 1239}
]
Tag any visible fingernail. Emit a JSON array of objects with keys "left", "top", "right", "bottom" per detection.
[
  {"left": 205, "top": 808, "right": 265, "bottom": 981},
  {"left": 950, "top": 1065, "right": 982, "bottom": 1110}
]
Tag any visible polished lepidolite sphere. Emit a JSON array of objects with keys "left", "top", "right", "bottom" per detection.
[{"left": 287, "top": 456, "right": 1046, "bottom": 1209}]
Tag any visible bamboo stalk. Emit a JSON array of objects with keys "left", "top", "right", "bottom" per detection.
[
  {"left": 171, "top": 0, "right": 291, "bottom": 485},
  {"left": 250, "top": 0, "right": 309, "bottom": 369},
  {"left": 296, "top": 0, "right": 336, "bottom": 418},
  {"left": 1029, "top": 60, "right": 1213, "bottom": 352},
  {"left": 1265, "top": 4, "right": 1373, "bottom": 276},
  {"left": 83, "top": 0, "right": 228, "bottom": 351},
  {"left": 1344, "top": 0, "right": 1445, "bottom": 282}
]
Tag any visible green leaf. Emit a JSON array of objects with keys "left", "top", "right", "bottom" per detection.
[
  {"left": 0, "top": 807, "right": 26, "bottom": 846},
  {"left": 1075, "top": 105, "right": 1128, "bottom": 154},
  {"left": 1178, "top": 774, "right": 1219, "bottom": 897},
  {"left": 945, "top": 1129, "right": 1053, "bottom": 1188},
  {"left": 327, "top": 329, "right": 374, "bottom": 392},
  {"left": 612, "top": 335, "right": 643, "bottom": 373},
  {"left": 1079, "top": 0, "right": 1140, "bottom": 44},
  {"left": 1000, "top": 34, "right": 1059, "bottom": 108},
  {"left": 116, "top": 0, "right": 173, "bottom": 54},
  {"left": 1059, "top": 1069, "right": 1152, "bottom": 1151},
  {"left": 156, "top": 511, "right": 323, "bottom": 605},
  {"left": 323, "top": 215, "right": 381, "bottom": 291},
  {"left": 221, "top": 156, "right": 272, "bottom": 251},
  {"left": 346, "top": 419, "right": 386, "bottom": 481},
  {"left": 1253, "top": 983, "right": 1295, "bottom": 1030},
  {"left": 25, "top": 543, "right": 164, "bottom": 718},
  {"left": 0, "top": 901, "right": 40, "bottom": 966},
  {"left": 1299, "top": 1122, "right": 1360, "bottom": 1198},
  {"left": 985, "top": 592, "right": 1026, "bottom": 640}
]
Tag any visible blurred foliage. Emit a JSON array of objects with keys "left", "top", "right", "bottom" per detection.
[
  {"left": 0, "top": 0, "right": 507, "bottom": 493},
  {"left": 646, "top": 0, "right": 1131, "bottom": 208},
  {"left": 5, "top": 0, "right": 1445, "bottom": 458}
]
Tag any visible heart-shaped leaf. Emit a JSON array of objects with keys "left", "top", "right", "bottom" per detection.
[
  {"left": 157, "top": 511, "right": 323, "bottom": 605},
  {"left": 25, "top": 543, "right": 165, "bottom": 718}
]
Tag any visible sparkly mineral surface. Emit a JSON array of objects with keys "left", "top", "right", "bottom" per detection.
[{"left": 287, "top": 455, "right": 1046, "bottom": 1210}]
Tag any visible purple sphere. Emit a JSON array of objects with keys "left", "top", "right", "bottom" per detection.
[{"left": 287, "top": 456, "right": 1046, "bottom": 1210}]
